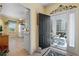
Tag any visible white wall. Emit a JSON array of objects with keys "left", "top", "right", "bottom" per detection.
[{"left": 21, "top": 3, "right": 45, "bottom": 54}]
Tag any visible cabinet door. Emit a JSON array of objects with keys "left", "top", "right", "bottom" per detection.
[
  {"left": 24, "top": 32, "right": 30, "bottom": 52},
  {"left": 0, "top": 36, "right": 8, "bottom": 46}
]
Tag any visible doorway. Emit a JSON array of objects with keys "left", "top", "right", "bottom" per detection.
[
  {"left": 50, "top": 10, "right": 76, "bottom": 52},
  {"left": 50, "top": 13, "right": 67, "bottom": 50}
]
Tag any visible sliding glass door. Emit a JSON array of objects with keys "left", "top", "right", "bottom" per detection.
[
  {"left": 50, "top": 12, "right": 68, "bottom": 50},
  {"left": 50, "top": 9, "right": 76, "bottom": 53}
]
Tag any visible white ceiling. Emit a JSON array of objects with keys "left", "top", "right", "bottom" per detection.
[
  {"left": 41, "top": 3, "right": 53, "bottom": 7},
  {"left": 0, "top": 3, "right": 29, "bottom": 19},
  {"left": 0, "top": 3, "right": 53, "bottom": 7}
]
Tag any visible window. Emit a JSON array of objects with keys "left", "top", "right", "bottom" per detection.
[
  {"left": 56, "top": 20, "right": 62, "bottom": 32},
  {"left": 8, "top": 21, "right": 16, "bottom": 32}
]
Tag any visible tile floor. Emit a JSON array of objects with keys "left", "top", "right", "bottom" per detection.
[
  {"left": 7, "top": 36, "right": 30, "bottom": 56},
  {"left": 6, "top": 36, "right": 78, "bottom": 56}
]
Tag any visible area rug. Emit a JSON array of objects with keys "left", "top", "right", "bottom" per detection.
[
  {"left": 46, "top": 50, "right": 65, "bottom": 56},
  {"left": 42, "top": 48, "right": 66, "bottom": 56}
]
